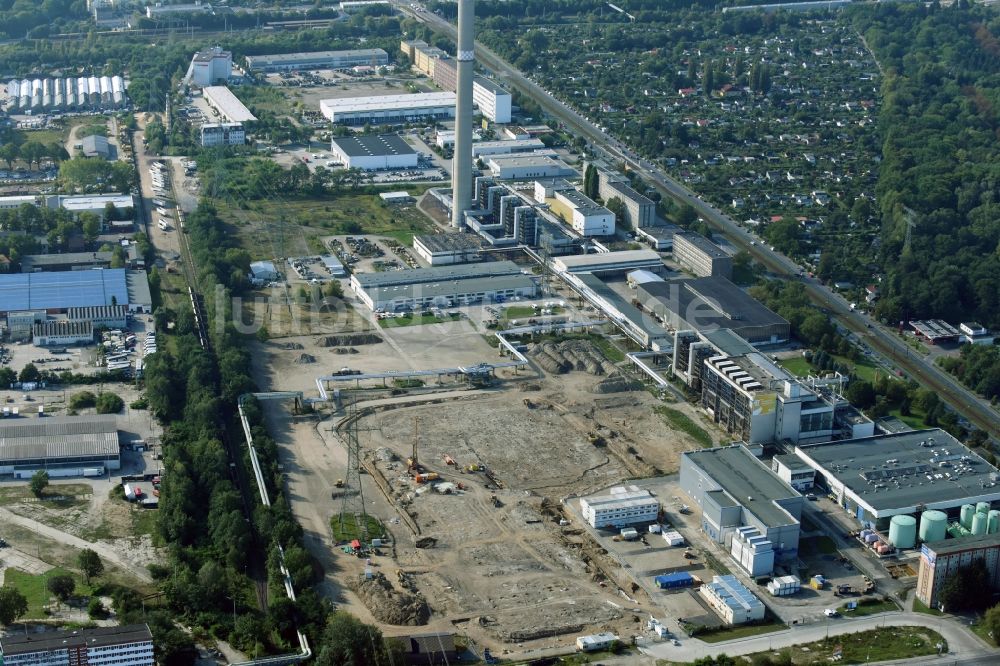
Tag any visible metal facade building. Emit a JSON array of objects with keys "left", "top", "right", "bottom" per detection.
[
  {"left": 1, "top": 624, "right": 153, "bottom": 666},
  {"left": 319, "top": 92, "right": 455, "bottom": 124},
  {"left": 0, "top": 269, "right": 129, "bottom": 314},
  {"left": 0, "top": 415, "right": 121, "bottom": 477},
  {"left": 680, "top": 445, "right": 803, "bottom": 564}
]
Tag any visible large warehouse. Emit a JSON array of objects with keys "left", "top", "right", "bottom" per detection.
[
  {"left": 0, "top": 269, "right": 151, "bottom": 315},
  {"left": 0, "top": 415, "right": 121, "bottom": 478},
  {"left": 329, "top": 134, "right": 418, "bottom": 170},
  {"left": 412, "top": 234, "right": 482, "bottom": 266},
  {"left": 350, "top": 261, "right": 536, "bottom": 311},
  {"left": 487, "top": 155, "right": 574, "bottom": 180},
  {"left": 246, "top": 49, "right": 388, "bottom": 72},
  {"left": 636, "top": 276, "right": 790, "bottom": 344},
  {"left": 681, "top": 445, "right": 803, "bottom": 570},
  {"left": 794, "top": 429, "right": 1000, "bottom": 526},
  {"left": 553, "top": 250, "right": 665, "bottom": 276},
  {"left": 320, "top": 92, "right": 455, "bottom": 124},
  {"left": 202, "top": 86, "right": 257, "bottom": 123}
]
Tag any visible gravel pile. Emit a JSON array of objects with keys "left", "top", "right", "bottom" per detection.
[
  {"left": 353, "top": 573, "right": 430, "bottom": 626},
  {"left": 529, "top": 340, "right": 612, "bottom": 375}
]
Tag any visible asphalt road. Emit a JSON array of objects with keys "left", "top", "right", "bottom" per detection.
[{"left": 399, "top": 3, "right": 1000, "bottom": 442}]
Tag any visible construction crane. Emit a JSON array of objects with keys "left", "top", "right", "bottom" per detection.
[{"left": 407, "top": 416, "right": 420, "bottom": 472}]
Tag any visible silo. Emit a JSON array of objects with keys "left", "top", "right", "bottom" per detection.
[
  {"left": 972, "top": 512, "right": 987, "bottom": 536},
  {"left": 989, "top": 510, "right": 1000, "bottom": 535},
  {"left": 65, "top": 77, "right": 77, "bottom": 108},
  {"left": 99, "top": 76, "right": 112, "bottom": 106},
  {"left": 919, "top": 510, "right": 948, "bottom": 543},
  {"left": 87, "top": 76, "right": 99, "bottom": 105},
  {"left": 977, "top": 502, "right": 990, "bottom": 515},
  {"left": 31, "top": 78, "right": 42, "bottom": 94},
  {"left": 18, "top": 80, "right": 30, "bottom": 109},
  {"left": 889, "top": 515, "right": 917, "bottom": 549},
  {"left": 6, "top": 80, "right": 17, "bottom": 98},
  {"left": 111, "top": 75, "right": 124, "bottom": 106},
  {"left": 53, "top": 78, "right": 64, "bottom": 109},
  {"left": 961, "top": 504, "right": 975, "bottom": 529},
  {"left": 41, "top": 79, "right": 52, "bottom": 109},
  {"left": 77, "top": 77, "right": 89, "bottom": 108},
  {"left": 30, "top": 91, "right": 41, "bottom": 110}
]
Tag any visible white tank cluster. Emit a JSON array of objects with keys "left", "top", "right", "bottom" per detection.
[{"left": 7, "top": 74, "right": 126, "bottom": 112}]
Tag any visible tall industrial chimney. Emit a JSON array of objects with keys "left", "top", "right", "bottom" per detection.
[{"left": 450, "top": 0, "right": 475, "bottom": 228}]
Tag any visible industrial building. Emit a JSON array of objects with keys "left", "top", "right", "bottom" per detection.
[
  {"left": 637, "top": 224, "right": 680, "bottom": 250},
  {"left": 350, "top": 261, "right": 536, "bottom": 311},
  {"left": 471, "top": 139, "right": 546, "bottom": 157},
  {"left": 636, "top": 276, "right": 791, "bottom": 345},
  {"left": 0, "top": 624, "right": 153, "bottom": 666},
  {"left": 487, "top": 155, "right": 574, "bottom": 180},
  {"left": 319, "top": 92, "right": 455, "bottom": 124},
  {"left": 579, "top": 486, "right": 659, "bottom": 529},
  {"left": 567, "top": 273, "right": 671, "bottom": 350},
  {"left": 699, "top": 575, "right": 766, "bottom": 625},
  {"left": 771, "top": 454, "right": 816, "bottom": 492},
  {"left": 0, "top": 194, "right": 134, "bottom": 218},
  {"left": 80, "top": 135, "right": 116, "bottom": 160},
  {"left": 534, "top": 179, "right": 615, "bottom": 236},
  {"left": 673, "top": 231, "right": 733, "bottom": 279},
  {"left": 553, "top": 250, "right": 665, "bottom": 276},
  {"left": 202, "top": 86, "right": 257, "bottom": 123},
  {"left": 463, "top": 177, "right": 580, "bottom": 254},
  {"left": 412, "top": 234, "right": 482, "bottom": 266},
  {"left": 146, "top": 2, "right": 210, "bottom": 17},
  {"left": 33, "top": 320, "right": 94, "bottom": 346},
  {"left": 188, "top": 47, "right": 232, "bottom": 86},
  {"left": 793, "top": 429, "right": 1000, "bottom": 525},
  {"left": 68, "top": 305, "right": 128, "bottom": 329},
  {"left": 0, "top": 269, "right": 152, "bottom": 315},
  {"left": 471, "top": 75, "right": 512, "bottom": 123},
  {"left": 595, "top": 165, "right": 656, "bottom": 229},
  {"left": 200, "top": 123, "right": 245, "bottom": 147},
  {"left": 329, "top": 134, "right": 418, "bottom": 170},
  {"left": 916, "top": 533, "right": 1000, "bottom": 608},
  {"left": 245, "top": 49, "right": 388, "bottom": 72},
  {"left": 20, "top": 251, "right": 113, "bottom": 273},
  {"left": 249, "top": 261, "right": 279, "bottom": 283},
  {"left": 681, "top": 445, "right": 803, "bottom": 569},
  {"left": 910, "top": 319, "right": 961, "bottom": 345},
  {"left": 0, "top": 415, "right": 122, "bottom": 478},
  {"left": 4, "top": 75, "right": 126, "bottom": 112}
]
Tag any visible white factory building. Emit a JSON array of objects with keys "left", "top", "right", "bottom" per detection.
[
  {"left": 472, "top": 138, "right": 546, "bottom": 158},
  {"left": 534, "top": 179, "right": 614, "bottom": 236},
  {"left": 412, "top": 234, "right": 482, "bottom": 266},
  {"left": 553, "top": 250, "right": 665, "bottom": 276},
  {"left": 700, "top": 575, "right": 766, "bottom": 625},
  {"left": 319, "top": 92, "right": 456, "bottom": 124},
  {"left": 487, "top": 155, "right": 574, "bottom": 180},
  {"left": 202, "top": 86, "right": 257, "bottom": 123},
  {"left": 199, "top": 123, "right": 245, "bottom": 147},
  {"left": 329, "top": 134, "right": 418, "bottom": 170},
  {"left": 579, "top": 486, "right": 659, "bottom": 529},
  {"left": 189, "top": 47, "right": 232, "bottom": 87},
  {"left": 245, "top": 48, "right": 388, "bottom": 72},
  {"left": 472, "top": 76, "right": 512, "bottom": 124}
]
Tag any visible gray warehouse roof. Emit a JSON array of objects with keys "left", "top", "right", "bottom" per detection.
[
  {"left": 353, "top": 260, "right": 522, "bottom": 289},
  {"left": 685, "top": 445, "right": 800, "bottom": 528},
  {"left": 921, "top": 531, "right": 1000, "bottom": 553},
  {"left": 0, "top": 415, "right": 120, "bottom": 464},
  {"left": 675, "top": 231, "right": 729, "bottom": 259},
  {"left": 414, "top": 233, "right": 482, "bottom": 254},
  {"left": 795, "top": 429, "right": 1000, "bottom": 513},
  {"left": 575, "top": 273, "right": 669, "bottom": 343},
  {"left": 20, "top": 251, "right": 112, "bottom": 271},
  {"left": 367, "top": 274, "right": 535, "bottom": 303},
  {"left": 126, "top": 270, "right": 152, "bottom": 307},
  {"left": 1, "top": 624, "right": 152, "bottom": 655},
  {"left": 637, "top": 276, "right": 789, "bottom": 336},
  {"left": 331, "top": 134, "right": 416, "bottom": 158}
]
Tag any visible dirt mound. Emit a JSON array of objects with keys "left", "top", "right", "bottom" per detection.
[
  {"left": 592, "top": 373, "right": 641, "bottom": 394},
  {"left": 529, "top": 340, "right": 612, "bottom": 375},
  {"left": 293, "top": 353, "right": 316, "bottom": 364},
  {"left": 316, "top": 333, "right": 382, "bottom": 347},
  {"left": 277, "top": 342, "right": 304, "bottom": 350},
  {"left": 353, "top": 573, "right": 430, "bottom": 625}
]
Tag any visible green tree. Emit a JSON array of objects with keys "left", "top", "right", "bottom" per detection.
[
  {"left": 47, "top": 574, "right": 75, "bottom": 602},
  {"left": 983, "top": 602, "right": 1000, "bottom": 647},
  {"left": 939, "top": 559, "right": 990, "bottom": 612},
  {"left": 0, "top": 143, "right": 18, "bottom": 170},
  {"left": 30, "top": 470, "right": 49, "bottom": 498},
  {"left": 76, "top": 548, "right": 104, "bottom": 585},
  {"left": 315, "top": 612, "right": 394, "bottom": 666},
  {"left": 95, "top": 392, "right": 124, "bottom": 414},
  {"left": 0, "top": 586, "right": 28, "bottom": 626},
  {"left": 606, "top": 196, "right": 626, "bottom": 228},
  {"left": 18, "top": 363, "right": 40, "bottom": 383}
]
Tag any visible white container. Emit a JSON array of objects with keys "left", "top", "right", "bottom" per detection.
[{"left": 648, "top": 524, "right": 661, "bottom": 534}]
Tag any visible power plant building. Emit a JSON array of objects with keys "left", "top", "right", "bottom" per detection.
[
  {"left": 534, "top": 179, "right": 615, "bottom": 237},
  {"left": 412, "top": 234, "right": 482, "bottom": 266},
  {"left": 329, "top": 134, "right": 418, "bottom": 170},
  {"left": 245, "top": 49, "right": 388, "bottom": 72},
  {"left": 793, "top": 429, "right": 1000, "bottom": 525},
  {"left": 319, "top": 92, "right": 456, "bottom": 124},
  {"left": 681, "top": 445, "right": 803, "bottom": 567},
  {"left": 673, "top": 231, "right": 733, "bottom": 279}
]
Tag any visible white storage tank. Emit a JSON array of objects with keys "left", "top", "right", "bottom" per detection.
[
  {"left": 888, "top": 515, "right": 917, "bottom": 549},
  {"left": 989, "top": 510, "right": 1000, "bottom": 535},
  {"left": 972, "top": 512, "right": 988, "bottom": 536},
  {"left": 65, "top": 77, "right": 77, "bottom": 107},
  {"left": 977, "top": 502, "right": 991, "bottom": 515},
  {"left": 961, "top": 504, "right": 976, "bottom": 529},
  {"left": 19, "top": 79, "right": 30, "bottom": 109},
  {"left": 53, "top": 78, "right": 64, "bottom": 108},
  {"left": 919, "top": 510, "right": 948, "bottom": 543},
  {"left": 87, "top": 76, "right": 99, "bottom": 104}
]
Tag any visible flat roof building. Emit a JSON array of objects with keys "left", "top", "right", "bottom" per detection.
[
  {"left": 636, "top": 276, "right": 790, "bottom": 345},
  {"left": 471, "top": 139, "right": 546, "bottom": 157},
  {"left": 579, "top": 485, "right": 659, "bottom": 529},
  {"left": 189, "top": 47, "right": 232, "bottom": 87},
  {"left": 329, "top": 134, "right": 418, "bottom": 170},
  {"left": 0, "top": 623, "right": 152, "bottom": 666},
  {"left": 80, "top": 135, "right": 116, "bottom": 160},
  {"left": 487, "top": 155, "right": 574, "bottom": 180},
  {"left": 681, "top": 445, "right": 803, "bottom": 566},
  {"left": 673, "top": 231, "right": 732, "bottom": 279},
  {"left": 553, "top": 250, "right": 665, "bottom": 276},
  {"left": 21, "top": 251, "right": 113, "bottom": 273},
  {"left": 320, "top": 92, "right": 455, "bottom": 124},
  {"left": 794, "top": 429, "right": 1000, "bottom": 525},
  {"left": 700, "top": 575, "right": 766, "bottom": 625},
  {"left": 246, "top": 49, "right": 388, "bottom": 72},
  {"left": 33, "top": 320, "right": 95, "bottom": 347},
  {"left": 202, "top": 86, "right": 257, "bottom": 123},
  {"left": 360, "top": 274, "right": 537, "bottom": 312},
  {"left": 0, "top": 415, "right": 122, "bottom": 478},
  {"left": 772, "top": 454, "right": 816, "bottom": 492},
  {"left": 637, "top": 224, "right": 680, "bottom": 250},
  {"left": 412, "top": 234, "right": 482, "bottom": 266},
  {"left": 535, "top": 179, "right": 615, "bottom": 237},
  {"left": 570, "top": 273, "right": 671, "bottom": 350},
  {"left": 916, "top": 533, "right": 1000, "bottom": 608},
  {"left": 200, "top": 122, "right": 245, "bottom": 147},
  {"left": 472, "top": 75, "right": 512, "bottom": 124},
  {"left": 0, "top": 269, "right": 133, "bottom": 314},
  {"left": 596, "top": 166, "right": 656, "bottom": 230}
]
